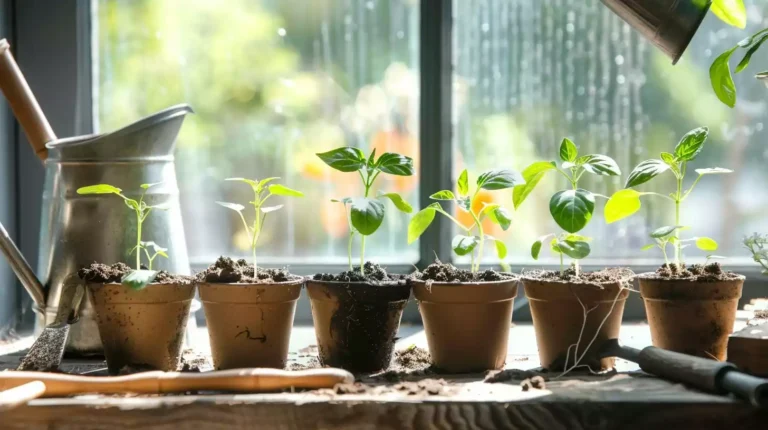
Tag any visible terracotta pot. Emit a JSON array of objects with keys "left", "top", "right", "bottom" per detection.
[
  {"left": 88, "top": 282, "right": 195, "bottom": 374},
  {"left": 638, "top": 274, "right": 744, "bottom": 361},
  {"left": 522, "top": 274, "right": 631, "bottom": 371},
  {"left": 198, "top": 278, "right": 303, "bottom": 370},
  {"left": 306, "top": 280, "right": 410, "bottom": 372},
  {"left": 411, "top": 278, "right": 518, "bottom": 373}
]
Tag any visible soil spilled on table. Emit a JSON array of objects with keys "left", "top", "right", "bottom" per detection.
[
  {"left": 410, "top": 260, "right": 514, "bottom": 283},
  {"left": 484, "top": 369, "right": 550, "bottom": 391},
  {"left": 197, "top": 256, "right": 301, "bottom": 284},
  {"left": 523, "top": 266, "right": 633, "bottom": 287},
  {"left": 372, "top": 346, "right": 436, "bottom": 382},
  {"left": 313, "top": 261, "right": 405, "bottom": 284},
  {"left": 287, "top": 357, "right": 322, "bottom": 371},
  {"left": 321, "top": 378, "right": 451, "bottom": 397},
  {"left": 647, "top": 262, "right": 743, "bottom": 282},
  {"left": 78, "top": 262, "right": 193, "bottom": 284}
]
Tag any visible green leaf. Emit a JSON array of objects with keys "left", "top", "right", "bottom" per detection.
[
  {"left": 674, "top": 127, "right": 708, "bottom": 162},
  {"left": 736, "top": 33, "right": 768, "bottom": 73},
  {"left": 77, "top": 184, "right": 123, "bottom": 195},
  {"left": 476, "top": 169, "right": 525, "bottom": 190},
  {"left": 379, "top": 192, "right": 413, "bottom": 213},
  {"left": 350, "top": 198, "right": 385, "bottom": 236},
  {"left": 486, "top": 235, "right": 508, "bottom": 259},
  {"left": 559, "top": 138, "right": 578, "bottom": 162},
  {"left": 331, "top": 197, "right": 353, "bottom": 204},
  {"left": 430, "top": 190, "right": 456, "bottom": 200},
  {"left": 216, "top": 201, "right": 245, "bottom": 212},
  {"left": 483, "top": 204, "right": 512, "bottom": 231},
  {"left": 565, "top": 234, "right": 592, "bottom": 242},
  {"left": 579, "top": 154, "right": 621, "bottom": 176},
  {"left": 710, "top": 47, "right": 737, "bottom": 108},
  {"left": 226, "top": 177, "right": 259, "bottom": 188},
  {"left": 549, "top": 189, "right": 595, "bottom": 233},
  {"left": 268, "top": 184, "right": 304, "bottom": 197},
  {"left": 257, "top": 177, "right": 280, "bottom": 191},
  {"left": 604, "top": 189, "right": 642, "bottom": 224},
  {"left": 156, "top": 250, "right": 169, "bottom": 258},
  {"left": 710, "top": 0, "right": 746, "bottom": 29},
  {"left": 367, "top": 148, "right": 377, "bottom": 168},
  {"left": 531, "top": 240, "right": 543, "bottom": 260},
  {"left": 555, "top": 240, "right": 591, "bottom": 259},
  {"left": 121, "top": 270, "right": 158, "bottom": 291},
  {"left": 513, "top": 161, "right": 556, "bottom": 209},
  {"left": 641, "top": 244, "right": 656, "bottom": 251},
  {"left": 650, "top": 225, "right": 685, "bottom": 238},
  {"left": 140, "top": 181, "right": 164, "bottom": 190},
  {"left": 695, "top": 167, "right": 733, "bottom": 175},
  {"left": 625, "top": 159, "right": 670, "bottom": 188},
  {"left": 316, "top": 147, "right": 366, "bottom": 172},
  {"left": 452, "top": 235, "right": 480, "bottom": 256},
  {"left": 696, "top": 237, "right": 719, "bottom": 251},
  {"left": 407, "top": 204, "right": 439, "bottom": 244},
  {"left": 457, "top": 169, "right": 469, "bottom": 196},
  {"left": 660, "top": 152, "right": 676, "bottom": 165},
  {"left": 456, "top": 196, "right": 471, "bottom": 212},
  {"left": 375, "top": 152, "right": 415, "bottom": 176},
  {"left": 261, "top": 204, "right": 284, "bottom": 213}
]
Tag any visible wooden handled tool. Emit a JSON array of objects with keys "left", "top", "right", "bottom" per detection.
[{"left": 0, "top": 368, "right": 353, "bottom": 409}]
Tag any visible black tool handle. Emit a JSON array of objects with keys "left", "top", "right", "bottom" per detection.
[
  {"left": 638, "top": 346, "right": 735, "bottom": 393},
  {"left": 720, "top": 370, "right": 768, "bottom": 407}
]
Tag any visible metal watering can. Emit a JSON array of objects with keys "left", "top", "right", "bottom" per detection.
[{"left": 0, "top": 39, "right": 192, "bottom": 354}]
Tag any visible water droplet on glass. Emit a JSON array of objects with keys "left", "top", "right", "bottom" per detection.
[
  {"left": 481, "top": 23, "right": 490, "bottom": 32},
  {"left": 277, "top": 28, "right": 287, "bottom": 37},
  {"left": 617, "top": 75, "right": 626, "bottom": 85},
  {"left": 614, "top": 55, "right": 624, "bottom": 65},
  {"left": 366, "top": 1, "right": 374, "bottom": 10},
  {"left": 566, "top": 23, "right": 575, "bottom": 33}
]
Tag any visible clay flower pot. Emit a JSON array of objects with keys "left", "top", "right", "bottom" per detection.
[
  {"left": 89, "top": 282, "right": 195, "bottom": 374},
  {"left": 521, "top": 270, "right": 633, "bottom": 371},
  {"left": 198, "top": 278, "right": 304, "bottom": 370},
  {"left": 410, "top": 278, "right": 519, "bottom": 373},
  {"left": 306, "top": 280, "right": 410, "bottom": 372},
  {"left": 638, "top": 274, "right": 744, "bottom": 360}
]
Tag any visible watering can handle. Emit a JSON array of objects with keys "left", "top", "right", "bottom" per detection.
[{"left": 0, "top": 39, "right": 56, "bottom": 161}]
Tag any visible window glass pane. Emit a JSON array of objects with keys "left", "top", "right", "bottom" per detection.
[
  {"left": 454, "top": 0, "right": 768, "bottom": 265},
  {"left": 95, "top": 0, "right": 420, "bottom": 266}
]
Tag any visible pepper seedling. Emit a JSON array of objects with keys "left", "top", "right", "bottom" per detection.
[
  {"left": 408, "top": 168, "right": 524, "bottom": 272},
  {"left": 317, "top": 147, "right": 414, "bottom": 275},
  {"left": 76, "top": 182, "right": 169, "bottom": 289},
  {"left": 216, "top": 178, "right": 304, "bottom": 273},
  {"left": 744, "top": 233, "right": 768, "bottom": 275},
  {"left": 514, "top": 138, "right": 621, "bottom": 275},
  {"left": 604, "top": 127, "right": 729, "bottom": 265}
]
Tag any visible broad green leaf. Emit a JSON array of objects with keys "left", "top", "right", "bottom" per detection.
[
  {"left": 77, "top": 184, "right": 123, "bottom": 195},
  {"left": 379, "top": 192, "right": 413, "bottom": 213},
  {"left": 121, "top": 269, "right": 159, "bottom": 291},
  {"left": 430, "top": 190, "right": 456, "bottom": 200},
  {"left": 457, "top": 169, "right": 469, "bottom": 196},
  {"left": 140, "top": 181, "right": 164, "bottom": 190},
  {"left": 579, "top": 154, "right": 621, "bottom": 176},
  {"left": 650, "top": 225, "right": 685, "bottom": 238},
  {"left": 375, "top": 152, "right": 415, "bottom": 176},
  {"left": 513, "top": 161, "right": 556, "bottom": 209},
  {"left": 549, "top": 189, "right": 595, "bottom": 233},
  {"left": 268, "top": 184, "right": 304, "bottom": 197},
  {"left": 604, "top": 189, "right": 642, "bottom": 224},
  {"left": 456, "top": 196, "right": 471, "bottom": 212},
  {"left": 559, "top": 137, "right": 578, "bottom": 162},
  {"left": 407, "top": 204, "right": 439, "bottom": 244},
  {"left": 710, "top": 0, "right": 746, "bottom": 29},
  {"left": 216, "top": 201, "right": 245, "bottom": 212},
  {"left": 555, "top": 240, "right": 591, "bottom": 259},
  {"left": 531, "top": 240, "right": 543, "bottom": 260},
  {"left": 452, "top": 235, "right": 480, "bottom": 256},
  {"left": 477, "top": 169, "right": 525, "bottom": 190},
  {"left": 350, "top": 198, "right": 385, "bottom": 236},
  {"left": 486, "top": 235, "right": 508, "bottom": 259},
  {"left": 625, "top": 159, "right": 670, "bottom": 188},
  {"left": 695, "top": 167, "right": 733, "bottom": 175},
  {"left": 710, "top": 47, "right": 737, "bottom": 108},
  {"left": 257, "top": 177, "right": 280, "bottom": 191},
  {"left": 696, "top": 237, "right": 719, "bottom": 251},
  {"left": 736, "top": 33, "right": 768, "bottom": 73},
  {"left": 316, "top": 147, "right": 366, "bottom": 172},
  {"left": 674, "top": 127, "right": 708, "bottom": 161},
  {"left": 483, "top": 204, "right": 512, "bottom": 231},
  {"left": 261, "top": 204, "right": 284, "bottom": 213},
  {"left": 641, "top": 244, "right": 656, "bottom": 251}
]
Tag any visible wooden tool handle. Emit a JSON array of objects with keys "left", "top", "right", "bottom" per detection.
[
  {"left": 0, "top": 39, "right": 55, "bottom": 161},
  {"left": 0, "top": 381, "right": 46, "bottom": 410},
  {"left": 0, "top": 368, "right": 353, "bottom": 397}
]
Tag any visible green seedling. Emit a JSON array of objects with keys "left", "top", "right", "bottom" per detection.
[
  {"left": 408, "top": 168, "right": 524, "bottom": 272},
  {"left": 514, "top": 138, "right": 621, "bottom": 275},
  {"left": 744, "top": 233, "right": 768, "bottom": 274},
  {"left": 217, "top": 178, "right": 304, "bottom": 273},
  {"left": 605, "top": 127, "right": 729, "bottom": 265},
  {"left": 76, "top": 182, "right": 169, "bottom": 289},
  {"left": 137, "top": 241, "right": 168, "bottom": 271},
  {"left": 317, "top": 147, "right": 414, "bottom": 275}
]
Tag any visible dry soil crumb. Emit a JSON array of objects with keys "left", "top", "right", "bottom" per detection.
[
  {"left": 520, "top": 376, "right": 546, "bottom": 391},
  {"left": 411, "top": 260, "right": 514, "bottom": 283},
  {"left": 393, "top": 379, "right": 448, "bottom": 395},
  {"left": 394, "top": 346, "right": 432, "bottom": 369},
  {"left": 524, "top": 267, "right": 633, "bottom": 286},
  {"left": 78, "top": 262, "right": 193, "bottom": 284},
  {"left": 179, "top": 349, "right": 211, "bottom": 372},
  {"left": 313, "top": 261, "right": 405, "bottom": 283},
  {"left": 325, "top": 379, "right": 450, "bottom": 396},
  {"left": 197, "top": 256, "right": 300, "bottom": 283},
  {"left": 651, "top": 262, "right": 742, "bottom": 282},
  {"left": 287, "top": 357, "right": 322, "bottom": 371},
  {"left": 484, "top": 369, "right": 549, "bottom": 383}
]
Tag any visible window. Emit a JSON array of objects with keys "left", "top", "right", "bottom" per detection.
[{"left": 95, "top": 0, "right": 420, "bottom": 268}]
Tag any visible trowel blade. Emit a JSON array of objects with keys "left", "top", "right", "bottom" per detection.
[{"left": 17, "top": 323, "right": 70, "bottom": 371}]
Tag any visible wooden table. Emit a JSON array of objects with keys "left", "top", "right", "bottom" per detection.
[{"left": 1, "top": 322, "right": 766, "bottom": 430}]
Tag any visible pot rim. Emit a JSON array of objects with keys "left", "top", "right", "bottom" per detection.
[
  {"left": 634, "top": 271, "right": 746, "bottom": 282},
  {"left": 520, "top": 271, "right": 635, "bottom": 288},
  {"left": 87, "top": 281, "right": 195, "bottom": 287},
  {"left": 408, "top": 276, "right": 518, "bottom": 287},
  {"left": 196, "top": 276, "right": 307, "bottom": 287},
  {"left": 306, "top": 278, "right": 408, "bottom": 287}
]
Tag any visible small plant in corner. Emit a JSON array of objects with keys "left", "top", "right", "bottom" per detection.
[
  {"left": 744, "top": 233, "right": 768, "bottom": 275},
  {"left": 316, "top": 147, "right": 414, "bottom": 275},
  {"left": 408, "top": 168, "right": 524, "bottom": 272},
  {"left": 514, "top": 138, "right": 621, "bottom": 275},
  {"left": 77, "top": 182, "right": 169, "bottom": 289},
  {"left": 216, "top": 177, "right": 304, "bottom": 272},
  {"left": 604, "top": 127, "right": 729, "bottom": 266}
]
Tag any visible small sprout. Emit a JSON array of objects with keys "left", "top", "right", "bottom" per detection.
[
  {"left": 317, "top": 147, "right": 414, "bottom": 274},
  {"left": 217, "top": 177, "right": 304, "bottom": 273},
  {"left": 744, "top": 233, "right": 768, "bottom": 275},
  {"left": 409, "top": 168, "right": 523, "bottom": 273}
]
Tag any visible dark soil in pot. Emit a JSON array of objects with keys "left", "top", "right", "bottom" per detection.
[
  {"left": 307, "top": 261, "right": 410, "bottom": 373},
  {"left": 79, "top": 262, "right": 195, "bottom": 374},
  {"left": 521, "top": 267, "right": 633, "bottom": 372},
  {"left": 638, "top": 262, "right": 744, "bottom": 361},
  {"left": 409, "top": 261, "right": 519, "bottom": 373},
  {"left": 196, "top": 257, "right": 304, "bottom": 370}
]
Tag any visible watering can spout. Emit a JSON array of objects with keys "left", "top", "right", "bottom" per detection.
[{"left": 0, "top": 221, "right": 46, "bottom": 310}]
